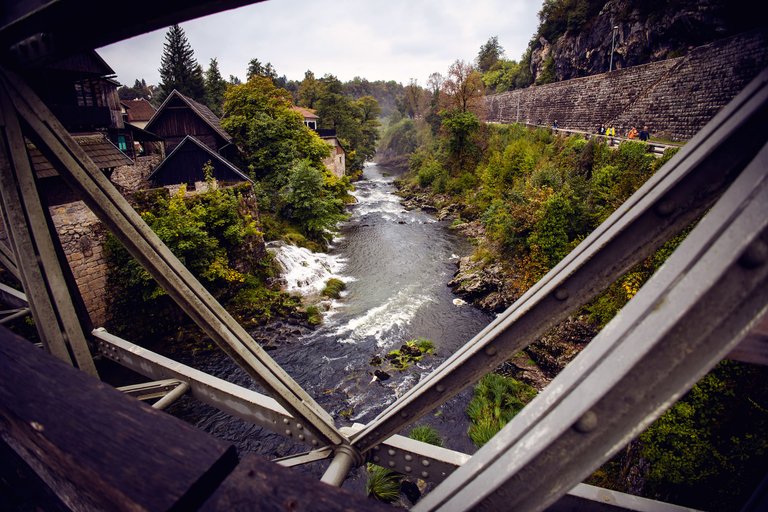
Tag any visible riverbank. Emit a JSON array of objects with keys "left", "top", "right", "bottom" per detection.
[{"left": 394, "top": 178, "right": 597, "bottom": 391}]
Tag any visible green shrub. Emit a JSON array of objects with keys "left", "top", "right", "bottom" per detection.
[
  {"left": 305, "top": 305, "right": 322, "bottom": 326},
  {"left": 366, "top": 464, "right": 401, "bottom": 502},
  {"left": 408, "top": 425, "right": 444, "bottom": 447},
  {"left": 466, "top": 373, "right": 537, "bottom": 447},
  {"left": 321, "top": 278, "right": 346, "bottom": 299}
]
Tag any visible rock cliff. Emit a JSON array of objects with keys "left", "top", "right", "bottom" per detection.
[{"left": 530, "top": 0, "right": 762, "bottom": 83}]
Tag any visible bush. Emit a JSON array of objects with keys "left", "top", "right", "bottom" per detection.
[
  {"left": 321, "top": 278, "right": 346, "bottom": 299},
  {"left": 466, "top": 373, "right": 537, "bottom": 447},
  {"left": 366, "top": 464, "right": 401, "bottom": 502},
  {"left": 408, "top": 425, "right": 444, "bottom": 447}
]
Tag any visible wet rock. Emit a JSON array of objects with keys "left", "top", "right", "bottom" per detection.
[
  {"left": 401, "top": 480, "right": 421, "bottom": 504},
  {"left": 374, "top": 369, "right": 391, "bottom": 381},
  {"left": 369, "top": 355, "right": 383, "bottom": 366}
]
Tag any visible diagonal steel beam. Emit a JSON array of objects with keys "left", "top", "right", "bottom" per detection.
[
  {"left": 0, "top": 66, "right": 346, "bottom": 448},
  {"left": 353, "top": 68, "right": 768, "bottom": 452},
  {"left": 0, "top": 81, "right": 97, "bottom": 375},
  {"left": 415, "top": 137, "right": 768, "bottom": 512}
]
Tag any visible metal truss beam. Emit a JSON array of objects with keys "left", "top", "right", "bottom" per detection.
[
  {"left": 0, "top": 66, "right": 346, "bottom": 448},
  {"left": 352, "top": 68, "right": 768, "bottom": 453},
  {"left": 414, "top": 138, "right": 768, "bottom": 511},
  {"left": 0, "top": 76, "right": 97, "bottom": 375}
]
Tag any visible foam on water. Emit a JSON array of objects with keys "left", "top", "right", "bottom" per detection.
[
  {"left": 267, "top": 242, "right": 347, "bottom": 295},
  {"left": 333, "top": 288, "right": 435, "bottom": 347}
]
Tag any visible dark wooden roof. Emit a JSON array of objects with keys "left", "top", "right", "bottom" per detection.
[
  {"left": 146, "top": 90, "right": 232, "bottom": 144},
  {"left": 122, "top": 98, "right": 156, "bottom": 122},
  {"left": 148, "top": 135, "right": 250, "bottom": 186},
  {"left": 28, "top": 133, "right": 133, "bottom": 178},
  {"left": 42, "top": 50, "right": 115, "bottom": 77}
]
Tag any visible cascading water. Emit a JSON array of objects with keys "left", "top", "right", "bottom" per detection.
[{"left": 167, "top": 163, "right": 493, "bottom": 463}]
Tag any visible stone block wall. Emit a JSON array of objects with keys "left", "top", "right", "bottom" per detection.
[
  {"left": 49, "top": 202, "right": 109, "bottom": 327},
  {"left": 485, "top": 29, "right": 768, "bottom": 141},
  {"left": 111, "top": 154, "right": 161, "bottom": 192}
]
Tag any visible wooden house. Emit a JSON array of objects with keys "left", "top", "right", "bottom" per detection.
[
  {"left": 148, "top": 135, "right": 251, "bottom": 188},
  {"left": 121, "top": 99, "right": 155, "bottom": 129},
  {"left": 19, "top": 50, "right": 136, "bottom": 204},
  {"left": 144, "top": 90, "right": 236, "bottom": 161}
]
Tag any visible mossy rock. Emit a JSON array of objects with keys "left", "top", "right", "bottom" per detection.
[{"left": 322, "top": 278, "right": 346, "bottom": 299}]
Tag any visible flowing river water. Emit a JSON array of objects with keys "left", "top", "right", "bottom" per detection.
[{"left": 166, "top": 163, "right": 492, "bottom": 480}]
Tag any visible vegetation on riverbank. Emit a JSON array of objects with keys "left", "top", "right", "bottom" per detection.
[
  {"left": 105, "top": 181, "right": 306, "bottom": 342},
  {"left": 379, "top": 42, "right": 767, "bottom": 508}
]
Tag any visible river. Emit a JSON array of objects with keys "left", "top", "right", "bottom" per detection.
[{"left": 166, "top": 163, "right": 492, "bottom": 475}]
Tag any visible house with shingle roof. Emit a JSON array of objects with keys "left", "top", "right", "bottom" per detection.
[
  {"left": 144, "top": 90, "right": 236, "bottom": 161},
  {"left": 121, "top": 99, "right": 156, "bottom": 129},
  {"left": 148, "top": 135, "right": 251, "bottom": 188}
]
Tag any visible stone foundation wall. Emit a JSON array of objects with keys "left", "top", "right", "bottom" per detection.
[
  {"left": 49, "top": 202, "right": 109, "bottom": 327},
  {"left": 485, "top": 29, "right": 768, "bottom": 141},
  {"left": 111, "top": 154, "right": 162, "bottom": 192}
]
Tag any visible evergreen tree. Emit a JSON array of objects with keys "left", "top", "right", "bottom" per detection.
[
  {"left": 477, "top": 36, "right": 504, "bottom": 72},
  {"left": 158, "top": 24, "right": 205, "bottom": 102},
  {"left": 204, "top": 58, "right": 227, "bottom": 116}
]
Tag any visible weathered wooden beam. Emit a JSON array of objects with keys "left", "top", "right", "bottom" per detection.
[
  {"left": 0, "top": 325, "right": 238, "bottom": 512},
  {"left": 0, "top": 1, "right": 267, "bottom": 66},
  {"left": 200, "top": 452, "right": 392, "bottom": 512},
  {"left": 0, "top": 66, "right": 347, "bottom": 449},
  {"left": 0, "top": 72, "right": 96, "bottom": 375}
]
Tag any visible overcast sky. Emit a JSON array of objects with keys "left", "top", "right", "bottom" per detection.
[{"left": 98, "top": 0, "right": 542, "bottom": 87}]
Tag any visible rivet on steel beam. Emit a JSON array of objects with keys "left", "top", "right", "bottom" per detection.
[
  {"left": 554, "top": 288, "right": 569, "bottom": 301},
  {"left": 421, "top": 471, "right": 430, "bottom": 479},
  {"left": 404, "top": 465, "right": 412, "bottom": 473},
  {"left": 655, "top": 199, "right": 675, "bottom": 217},
  {"left": 574, "top": 410, "right": 599, "bottom": 433},
  {"left": 373, "top": 456, "right": 380, "bottom": 463},
  {"left": 485, "top": 346, "right": 497, "bottom": 356},
  {"left": 404, "top": 454, "right": 413, "bottom": 462},
  {"left": 296, "top": 423, "right": 304, "bottom": 430},
  {"left": 298, "top": 434, "right": 305, "bottom": 441},
  {"left": 421, "top": 460, "right": 430, "bottom": 467},
  {"left": 312, "top": 440, "right": 319, "bottom": 446},
  {"left": 436, "top": 384, "right": 445, "bottom": 393},
  {"left": 283, "top": 418, "right": 290, "bottom": 424},
  {"left": 388, "top": 461, "right": 396, "bottom": 468},
  {"left": 285, "top": 429, "right": 292, "bottom": 436},
  {"left": 373, "top": 445, "right": 381, "bottom": 452},
  {"left": 388, "top": 448, "right": 396, "bottom": 456},
  {"left": 739, "top": 240, "right": 767, "bottom": 269}
]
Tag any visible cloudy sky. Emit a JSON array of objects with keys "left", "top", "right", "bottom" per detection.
[{"left": 98, "top": 0, "right": 542, "bottom": 87}]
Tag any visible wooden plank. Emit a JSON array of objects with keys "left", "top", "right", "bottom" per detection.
[
  {"left": 0, "top": 326, "right": 238, "bottom": 512},
  {"left": 0, "top": 73, "right": 97, "bottom": 375},
  {"left": 201, "top": 453, "right": 392, "bottom": 512}
]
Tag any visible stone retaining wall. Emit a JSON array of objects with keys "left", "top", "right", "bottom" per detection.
[
  {"left": 485, "top": 29, "right": 768, "bottom": 141},
  {"left": 49, "top": 202, "right": 109, "bottom": 327}
]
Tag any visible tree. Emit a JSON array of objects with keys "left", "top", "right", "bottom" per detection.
[
  {"left": 442, "top": 59, "right": 485, "bottom": 114},
  {"left": 298, "top": 70, "right": 322, "bottom": 108},
  {"left": 221, "top": 75, "right": 330, "bottom": 183},
  {"left": 280, "top": 160, "right": 347, "bottom": 241},
  {"left": 158, "top": 24, "right": 205, "bottom": 102},
  {"left": 204, "top": 58, "right": 227, "bottom": 116},
  {"left": 477, "top": 36, "right": 504, "bottom": 72},
  {"left": 118, "top": 79, "right": 152, "bottom": 101},
  {"left": 247, "top": 58, "right": 278, "bottom": 82}
]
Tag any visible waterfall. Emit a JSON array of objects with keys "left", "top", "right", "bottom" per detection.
[{"left": 267, "top": 241, "right": 346, "bottom": 296}]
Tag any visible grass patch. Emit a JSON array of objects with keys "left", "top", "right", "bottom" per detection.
[
  {"left": 408, "top": 425, "right": 444, "bottom": 447},
  {"left": 366, "top": 464, "right": 401, "bottom": 502},
  {"left": 322, "top": 278, "right": 346, "bottom": 299},
  {"left": 466, "top": 373, "right": 537, "bottom": 447},
  {"left": 386, "top": 337, "right": 435, "bottom": 370}
]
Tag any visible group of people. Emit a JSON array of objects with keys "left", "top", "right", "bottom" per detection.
[{"left": 598, "top": 124, "right": 650, "bottom": 141}]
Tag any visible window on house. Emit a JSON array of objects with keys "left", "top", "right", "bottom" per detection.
[{"left": 117, "top": 135, "right": 127, "bottom": 152}]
